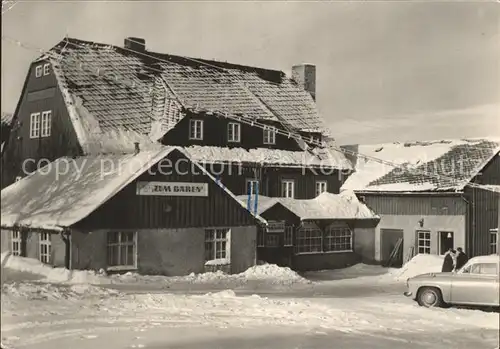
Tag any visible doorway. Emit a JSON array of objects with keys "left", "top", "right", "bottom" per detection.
[
  {"left": 380, "top": 229, "right": 404, "bottom": 266},
  {"left": 438, "top": 231, "right": 454, "bottom": 255}
]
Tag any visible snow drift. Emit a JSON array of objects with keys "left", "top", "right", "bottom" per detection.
[
  {"left": 392, "top": 254, "right": 444, "bottom": 281},
  {"left": 1, "top": 253, "right": 308, "bottom": 287}
]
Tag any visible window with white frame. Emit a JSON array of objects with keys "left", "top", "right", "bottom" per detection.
[
  {"left": 205, "top": 228, "right": 230, "bottom": 261},
  {"left": 41, "top": 110, "right": 52, "bottom": 137},
  {"left": 490, "top": 229, "right": 497, "bottom": 254},
  {"left": 30, "top": 112, "right": 40, "bottom": 138},
  {"left": 281, "top": 179, "right": 295, "bottom": 198},
  {"left": 295, "top": 223, "right": 322, "bottom": 254},
  {"left": 324, "top": 226, "right": 353, "bottom": 252},
  {"left": 315, "top": 180, "right": 328, "bottom": 196},
  {"left": 246, "top": 179, "right": 259, "bottom": 195},
  {"left": 227, "top": 122, "right": 241, "bottom": 143},
  {"left": 35, "top": 65, "right": 43, "bottom": 78},
  {"left": 416, "top": 230, "right": 431, "bottom": 254},
  {"left": 39, "top": 232, "right": 51, "bottom": 264},
  {"left": 43, "top": 63, "right": 51, "bottom": 76},
  {"left": 263, "top": 126, "right": 276, "bottom": 145},
  {"left": 11, "top": 230, "right": 21, "bottom": 256},
  {"left": 189, "top": 119, "right": 204, "bottom": 140},
  {"left": 107, "top": 232, "right": 137, "bottom": 268},
  {"left": 266, "top": 234, "right": 280, "bottom": 247}
]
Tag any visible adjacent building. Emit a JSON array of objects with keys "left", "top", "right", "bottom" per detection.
[{"left": 342, "top": 138, "right": 500, "bottom": 264}]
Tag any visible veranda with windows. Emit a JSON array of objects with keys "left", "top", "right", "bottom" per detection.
[{"left": 245, "top": 191, "right": 380, "bottom": 271}]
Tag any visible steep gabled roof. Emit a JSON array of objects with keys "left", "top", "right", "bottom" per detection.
[
  {"left": 1, "top": 146, "right": 266, "bottom": 230},
  {"left": 46, "top": 38, "right": 327, "bottom": 148},
  {"left": 341, "top": 138, "right": 500, "bottom": 192}
]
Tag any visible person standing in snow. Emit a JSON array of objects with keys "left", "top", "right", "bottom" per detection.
[
  {"left": 455, "top": 247, "right": 468, "bottom": 271},
  {"left": 441, "top": 248, "right": 456, "bottom": 272}
]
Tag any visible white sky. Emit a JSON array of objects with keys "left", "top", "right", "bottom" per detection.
[{"left": 1, "top": 1, "right": 499, "bottom": 145}]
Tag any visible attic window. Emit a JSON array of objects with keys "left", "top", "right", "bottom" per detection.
[
  {"left": 43, "top": 63, "right": 51, "bottom": 76},
  {"left": 35, "top": 65, "right": 43, "bottom": 78},
  {"left": 263, "top": 126, "right": 276, "bottom": 145},
  {"left": 189, "top": 119, "right": 204, "bottom": 140}
]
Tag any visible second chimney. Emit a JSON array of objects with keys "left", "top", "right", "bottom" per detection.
[
  {"left": 292, "top": 63, "right": 316, "bottom": 101},
  {"left": 124, "top": 37, "right": 146, "bottom": 52}
]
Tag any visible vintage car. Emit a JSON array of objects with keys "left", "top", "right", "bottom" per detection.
[{"left": 404, "top": 254, "right": 499, "bottom": 308}]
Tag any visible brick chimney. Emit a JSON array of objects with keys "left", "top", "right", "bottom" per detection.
[
  {"left": 124, "top": 37, "right": 146, "bottom": 52},
  {"left": 292, "top": 63, "right": 316, "bottom": 101}
]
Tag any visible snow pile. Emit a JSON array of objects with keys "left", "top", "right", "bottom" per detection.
[
  {"left": 392, "top": 254, "right": 444, "bottom": 281},
  {"left": 112, "top": 263, "right": 310, "bottom": 286},
  {"left": 1, "top": 282, "right": 119, "bottom": 301},
  {"left": 241, "top": 264, "right": 306, "bottom": 283},
  {"left": 1, "top": 253, "right": 106, "bottom": 285}
]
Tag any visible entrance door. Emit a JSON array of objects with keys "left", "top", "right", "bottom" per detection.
[
  {"left": 380, "top": 229, "right": 404, "bottom": 266},
  {"left": 438, "top": 231, "right": 454, "bottom": 255}
]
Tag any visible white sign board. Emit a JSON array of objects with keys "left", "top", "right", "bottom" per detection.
[{"left": 136, "top": 182, "right": 209, "bottom": 197}]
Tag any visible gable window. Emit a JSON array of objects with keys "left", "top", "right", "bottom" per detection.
[
  {"left": 39, "top": 232, "right": 51, "bottom": 264},
  {"left": 205, "top": 228, "right": 230, "bottom": 261},
  {"left": 227, "top": 122, "right": 241, "bottom": 143},
  {"left": 263, "top": 126, "right": 276, "bottom": 145},
  {"left": 324, "top": 226, "right": 353, "bottom": 252},
  {"left": 11, "top": 230, "right": 21, "bottom": 256},
  {"left": 189, "top": 119, "right": 204, "bottom": 140},
  {"left": 30, "top": 112, "right": 40, "bottom": 138},
  {"left": 107, "top": 232, "right": 137, "bottom": 269},
  {"left": 490, "top": 229, "right": 497, "bottom": 254},
  {"left": 35, "top": 65, "right": 43, "bottom": 78},
  {"left": 281, "top": 179, "right": 295, "bottom": 198},
  {"left": 416, "top": 230, "right": 431, "bottom": 254},
  {"left": 41, "top": 110, "right": 52, "bottom": 137},
  {"left": 246, "top": 179, "right": 259, "bottom": 195},
  {"left": 43, "top": 63, "right": 51, "bottom": 76},
  {"left": 315, "top": 180, "right": 328, "bottom": 196}
]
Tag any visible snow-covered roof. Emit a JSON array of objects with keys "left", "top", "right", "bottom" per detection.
[
  {"left": 475, "top": 185, "right": 500, "bottom": 194},
  {"left": 1, "top": 147, "right": 266, "bottom": 231},
  {"left": 182, "top": 145, "right": 351, "bottom": 170},
  {"left": 341, "top": 138, "right": 500, "bottom": 192},
  {"left": 236, "top": 191, "right": 379, "bottom": 221},
  {"left": 46, "top": 38, "right": 332, "bottom": 146}
]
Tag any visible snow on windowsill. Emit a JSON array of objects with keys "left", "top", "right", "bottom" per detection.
[{"left": 205, "top": 258, "right": 230, "bottom": 266}]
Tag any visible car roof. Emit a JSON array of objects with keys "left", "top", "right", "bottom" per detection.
[{"left": 468, "top": 254, "right": 500, "bottom": 264}]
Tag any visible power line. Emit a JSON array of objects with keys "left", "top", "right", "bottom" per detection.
[{"left": 2, "top": 35, "right": 498, "bottom": 192}]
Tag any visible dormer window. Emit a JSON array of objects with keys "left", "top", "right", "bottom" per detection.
[
  {"left": 35, "top": 65, "right": 43, "bottom": 78},
  {"left": 189, "top": 119, "right": 203, "bottom": 140},
  {"left": 227, "top": 122, "right": 241, "bottom": 143},
  {"left": 263, "top": 126, "right": 276, "bottom": 145},
  {"left": 43, "top": 63, "right": 51, "bottom": 76}
]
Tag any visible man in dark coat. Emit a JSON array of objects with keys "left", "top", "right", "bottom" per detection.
[
  {"left": 455, "top": 247, "right": 468, "bottom": 270},
  {"left": 441, "top": 248, "right": 456, "bottom": 272}
]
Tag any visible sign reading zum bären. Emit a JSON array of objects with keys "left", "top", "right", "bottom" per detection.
[{"left": 136, "top": 181, "right": 209, "bottom": 197}]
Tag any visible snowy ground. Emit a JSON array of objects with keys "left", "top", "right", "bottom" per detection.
[{"left": 1, "top": 253, "right": 498, "bottom": 349}]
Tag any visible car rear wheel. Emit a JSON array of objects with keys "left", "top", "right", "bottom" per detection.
[{"left": 417, "top": 287, "right": 444, "bottom": 308}]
